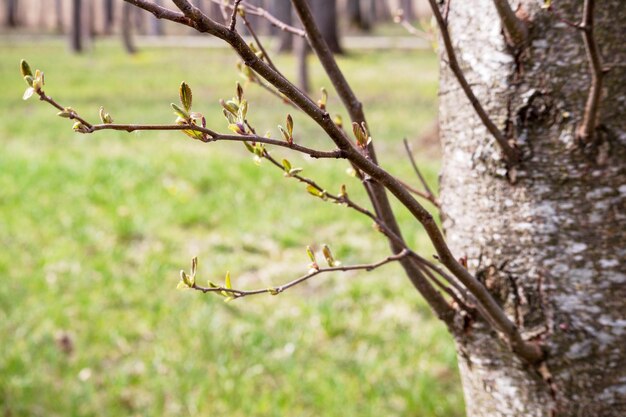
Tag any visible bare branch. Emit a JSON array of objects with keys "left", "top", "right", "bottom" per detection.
[
  {"left": 209, "top": 0, "right": 306, "bottom": 37},
  {"left": 402, "top": 139, "right": 439, "bottom": 207},
  {"left": 492, "top": 0, "right": 528, "bottom": 48},
  {"left": 576, "top": 0, "right": 606, "bottom": 144},
  {"left": 35, "top": 88, "right": 342, "bottom": 159},
  {"left": 122, "top": 0, "right": 542, "bottom": 362},
  {"left": 228, "top": 0, "right": 242, "bottom": 31},
  {"left": 188, "top": 250, "right": 411, "bottom": 299}
]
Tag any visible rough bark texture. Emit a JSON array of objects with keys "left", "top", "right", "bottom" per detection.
[{"left": 438, "top": 1, "right": 626, "bottom": 416}]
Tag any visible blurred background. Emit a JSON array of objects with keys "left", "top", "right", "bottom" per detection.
[{"left": 0, "top": 1, "right": 463, "bottom": 416}]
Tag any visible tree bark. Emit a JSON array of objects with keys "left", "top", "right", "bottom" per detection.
[
  {"left": 310, "top": 0, "right": 342, "bottom": 54},
  {"left": 69, "top": 0, "right": 83, "bottom": 53},
  {"left": 438, "top": 1, "right": 626, "bottom": 416}
]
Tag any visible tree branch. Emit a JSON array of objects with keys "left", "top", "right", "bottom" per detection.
[
  {"left": 427, "top": 0, "right": 521, "bottom": 164},
  {"left": 402, "top": 139, "right": 439, "bottom": 208},
  {"left": 187, "top": 250, "right": 411, "bottom": 299},
  {"left": 576, "top": 0, "right": 606, "bottom": 144},
  {"left": 492, "top": 0, "right": 528, "bottom": 48},
  {"left": 122, "top": 0, "right": 542, "bottom": 362}
]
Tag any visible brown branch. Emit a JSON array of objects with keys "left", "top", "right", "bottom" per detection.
[
  {"left": 122, "top": 0, "right": 542, "bottom": 362},
  {"left": 576, "top": 0, "right": 606, "bottom": 144},
  {"left": 228, "top": 0, "right": 242, "bottom": 31},
  {"left": 427, "top": 0, "right": 521, "bottom": 164},
  {"left": 188, "top": 250, "right": 410, "bottom": 299},
  {"left": 492, "top": 0, "right": 528, "bottom": 48},
  {"left": 209, "top": 0, "right": 306, "bottom": 37},
  {"left": 35, "top": 87, "right": 342, "bottom": 159}
]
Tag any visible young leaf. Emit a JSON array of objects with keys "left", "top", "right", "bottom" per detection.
[
  {"left": 318, "top": 87, "right": 328, "bottom": 110},
  {"left": 171, "top": 103, "right": 189, "bottom": 120},
  {"left": 322, "top": 244, "right": 336, "bottom": 267},
  {"left": 286, "top": 114, "right": 293, "bottom": 137},
  {"left": 22, "top": 87, "right": 35, "bottom": 100},
  {"left": 281, "top": 159, "right": 292, "bottom": 172},
  {"left": 236, "top": 82, "right": 244, "bottom": 103},
  {"left": 99, "top": 106, "right": 113, "bottom": 124},
  {"left": 20, "top": 59, "right": 33, "bottom": 77},
  {"left": 306, "top": 246, "right": 317, "bottom": 263},
  {"left": 179, "top": 81, "right": 192, "bottom": 112},
  {"left": 306, "top": 185, "right": 323, "bottom": 198},
  {"left": 268, "top": 288, "right": 280, "bottom": 295},
  {"left": 23, "top": 75, "right": 34, "bottom": 87},
  {"left": 225, "top": 271, "right": 232, "bottom": 289}
]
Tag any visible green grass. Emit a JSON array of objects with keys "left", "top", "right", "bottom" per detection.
[{"left": 0, "top": 40, "right": 463, "bottom": 417}]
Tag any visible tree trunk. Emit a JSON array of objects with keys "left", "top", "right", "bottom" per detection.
[
  {"left": 122, "top": 2, "right": 137, "bottom": 54},
  {"left": 69, "top": 0, "right": 83, "bottom": 53},
  {"left": 400, "top": 0, "right": 414, "bottom": 20},
  {"left": 272, "top": 0, "right": 293, "bottom": 53},
  {"left": 103, "top": 0, "right": 114, "bottom": 35},
  {"left": 54, "top": 0, "right": 64, "bottom": 33},
  {"left": 5, "top": 0, "right": 18, "bottom": 27},
  {"left": 295, "top": 32, "right": 310, "bottom": 93},
  {"left": 310, "top": 0, "right": 342, "bottom": 54},
  {"left": 150, "top": 0, "right": 164, "bottom": 36},
  {"left": 346, "top": 0, "right": 371, "bottom": 31},
  {"left": 438, "top": 1, "right": 626, "bottom": 416}
]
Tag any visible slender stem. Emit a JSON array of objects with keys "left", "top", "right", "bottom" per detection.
[
  {"left": 209, "top": 0, "right": 306, "bottom": 37},
  {"left": 190, "top": 250, "right": 410, "bottom": 298},
  {"left": 38, "top": 90, "right": 92, "bottom": 128},
  {"left": 228, "top": 0, "right": 242, "bottom": 31},
  {"left": 492, "top": 0, "right": 528, "bottom": 48},
  {"left": 576, "top": 0, "right": 605, "bottom": 144},
  {"left": 402, "top": 138, "right": 439, "bottom": 207},
  {"left": 427, "top": 0, "right": 521, "bottom": 164},
  {"left": 240, "top": 13, "right": 279, "bottom": 75}
]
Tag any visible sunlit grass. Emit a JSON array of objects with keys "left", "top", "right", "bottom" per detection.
[{"left": 0, "top": 40, "right": 463, "bottom": 417}]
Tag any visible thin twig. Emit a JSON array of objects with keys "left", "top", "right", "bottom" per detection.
[
  {"left": 402, "top": 138, "right": 439, "bottom": 207},
  {"left": 228, "top": 0, "right": 242, "bottom": 31},
  {"left": 491, "top": 0, "right": 528, "bottom": 48},
  {"left": 576, "top": 0, "right": 606, "bottom": 144},
  {"left": 240, "top": 13, "right": 279, "bottom": 74},
  {"left": 36, "top": 89, "right": 342, "bottom": 159},
  {"left": 210, "top": 0, "right": 305, "bottom": 37},
  {"left": 190, "top": 250, "right": 410, "bottom": 299}
]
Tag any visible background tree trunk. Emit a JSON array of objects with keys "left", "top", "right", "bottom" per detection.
[
  {"left": 150, "top": 0, "right": 164, "bottom": 36},
  {"left": 272, "top": 0, "right": 293, "bottom": 53},
  {"left": 103, "top": 0, "right": 114, "bottom": 35},
  {"left": 310, "top": 0, "right": 342, "bottom": 54},
  {"left": 5, "top": 0, "right": 18, "bottom": 27},
  {"left": 54, "top": 0, "right": 64, "bottom": 33},
  {"left": 122, "top": 1, "right": 137, "bottom": 54},
  {"left": 438, "top": 1, "right": 626, "bottom": 416},
  {"left": 346, "top": 0, "right": 371, "bottom": 31},
  {"left": 69, "top": 0, "right": 83, "bottom": 53}
]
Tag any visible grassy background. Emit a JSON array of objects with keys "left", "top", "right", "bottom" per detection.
[{"left": 0, "top": 39, "right": 463, "bottom": 416}]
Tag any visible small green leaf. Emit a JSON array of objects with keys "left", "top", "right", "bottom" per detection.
[
  {"left": 171, "top": 103, "right": 189, "bottom": 120},
  {"left": 99, "top": 106, "right": 113, "bottom": 124},
  {"left": 20, "top": 59, "right": 33, "bottom": 77},
  {"left": 176, "top": 280, "right": 189, "bottom": 290},
  {"left": 306, "top": 246, "right": 317, "bottom": 263},
  {"left": 236, "top": 82, "right": 244, "bottom": 103},
  {"left": 286, "top": 114, "right": 293, "bottom": 137},
  {"left": 23, "top": 75, "right": 33, "bottom": 87},
  {"left": 278, "top": 125, "right": 290, "bottom": 143},
  {"left": 268, "top": 288, "right": 279, "bottom": 295},
  {"left": 243, "top": 141, "right": 255, "bottom": 153},
  {"left": 224, "top": 271, "right": 232, "bottom": 289},
  {"left": 22, "top": 87, "right": 35, "bottom": 100},
  {"left": 179, "top": 81, "right": 192, "bottom": 112},
  {"left": 318, "top": 87, "right": 328, "bottom": 110},
  {"left": 281, "top": 159, "right": 292, "bottom": 172},
  {"left": 207, "top": 280, "right": 219, "bottom": 288},
  {"left": 322, "top": 244, "right": 336, "bottom": 267},
  {"left": 288, "top": 168, "right": 303, "bottom": 175},
  {"left": 334, "top": 114, "right": 343, "bottom": 128},
  {"left": 224, "top": 296, "right": 236, "bottom": 303},
  {"left": 238, "top": 99, "right": 248, "bottom": 121},
  {"left": 228, "top": 123, "right": 246, "bottom": 135}
]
